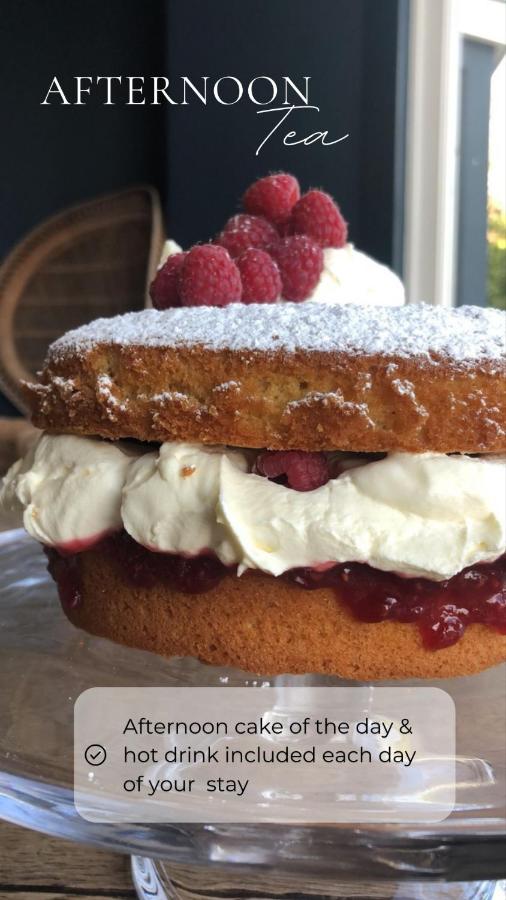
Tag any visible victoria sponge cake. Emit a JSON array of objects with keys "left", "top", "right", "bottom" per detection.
[{"left": 1, "top": 300, "right": 505, "bottom": 679}]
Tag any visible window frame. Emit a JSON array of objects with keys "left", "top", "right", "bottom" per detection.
[{"left": 403, "top": 0, "right": 506, "bottom": 306}]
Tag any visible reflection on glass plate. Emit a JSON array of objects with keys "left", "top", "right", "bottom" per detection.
[{"left": 0, "top": 529, "right": 505, "bottom": 883}]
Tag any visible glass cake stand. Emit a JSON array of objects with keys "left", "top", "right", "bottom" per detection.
[{"left": 1, "top": 528, "right": 505, "bottom": 900}]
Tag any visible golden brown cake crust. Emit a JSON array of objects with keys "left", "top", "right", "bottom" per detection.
[
  {"left": 24, "top": 344, "right": 506, "bottom": 454},
  {"left": 23, "top": 303, "right": 506, "bottom": 453},
  {"left": 63, "top": 546, "right": 506, "bottom": 679}
]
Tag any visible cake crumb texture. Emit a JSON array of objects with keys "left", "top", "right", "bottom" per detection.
[
  {"left": 24, "top": 303, "right": 506, "bottom": 452},
  {"left": 63, "top": 546, "right": 506, "bottom": 680}
]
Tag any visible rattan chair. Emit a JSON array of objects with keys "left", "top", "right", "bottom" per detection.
[{"left": 0, "top": 186, "right": 164, "bottom": 413}]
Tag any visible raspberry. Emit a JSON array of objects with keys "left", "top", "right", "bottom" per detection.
[
  {"left": 149, "top": 252, "right": 186, "bottom": 309},
  {"left": 255, "top": 450, "right": 330, "bottom": 491},
  {"left": 243, "top": 173, "right": 300, "bottom": 227},
  {"left": 217, "top": 214, "right": 278, "bottom": 259},
  {"left": 270, "top": 235, "right": 323, "bottom": 301},
  {"left": 236, "top": 249, "right": 281, "bottom": 303},
  {"left": 277, "top": 219, "right": 293, "bottom": 238},
  {"left": 179, "top": 245, "right": 242, "bottom": 307},
  {"left": 419, "top": 605, "right": 467, "bottom": 649},
  {"left": 290, "top": 189, "right": 348, "bottom": 248}
]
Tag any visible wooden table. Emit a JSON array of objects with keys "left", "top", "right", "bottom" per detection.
[{"left": 0, "top": 821, "right": 134, "bottom": 899}]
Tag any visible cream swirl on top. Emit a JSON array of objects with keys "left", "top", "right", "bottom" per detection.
[
  {"left": 157, "top": 240, "right": 405, "bottom": 307},
  {"left": 1, "top": 435, "right": 505, "bottom": 580},
  {"left": 307, "top": 245, "right": 404, "bottom": 306}
]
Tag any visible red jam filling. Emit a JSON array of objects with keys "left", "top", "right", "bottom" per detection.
[
  {"left": 45, "top": 532, "right": 506, "bottom": 651},
  {"left": 46, "top": 549, "right": 83, "bottom": 611},
  {"left": 56, "top": 532, "right": 115, "bottom": 557},
  {"left": 285, "top": 559, "right": 506, "bottom": 649}
]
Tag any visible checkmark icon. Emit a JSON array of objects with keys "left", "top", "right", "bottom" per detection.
[{"left": 84, "top": 743, "right": 107, "bottom": 766}]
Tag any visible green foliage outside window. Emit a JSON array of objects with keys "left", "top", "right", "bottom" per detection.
[{"left": 488, "top": 202, "right": 506, "bottom": 310}]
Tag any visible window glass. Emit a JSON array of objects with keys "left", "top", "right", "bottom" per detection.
[{"left": 487, "top": 55, "right": 506, "bottom": 309}]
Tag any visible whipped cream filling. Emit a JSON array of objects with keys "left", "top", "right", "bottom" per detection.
[
  {"left": 122, "top": 443, "right": 248, "bottom": 564},
  {"left": 0, "top": 434, "right": 141, "bottom": 547},
  {"left": 1, "top": 436, "right": 505, "bottom": 581},
  {"left": 217, "top": 453, "right": 505, "bottom": 579},
  {"left": 157, "top": 240, "right": 405, "bottom": 307}
]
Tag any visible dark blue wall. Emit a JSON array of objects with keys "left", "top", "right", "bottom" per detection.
[
  {"left": 0, "top": 0, "right": 167, "bottom": 261},
  {"left": 0, "top": 0, "right": 408, "bottom": 415},
  {"left": 166, "top": 0, "right": 408, "bottom": 269}
]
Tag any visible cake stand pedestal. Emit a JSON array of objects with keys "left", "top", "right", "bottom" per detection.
[{"left": 1, "top": 530, "right": 505, "bottom": 899}]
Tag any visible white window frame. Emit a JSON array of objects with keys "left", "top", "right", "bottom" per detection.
[{"left": 403, "top": 0, "right": 506, "bottom": 306}]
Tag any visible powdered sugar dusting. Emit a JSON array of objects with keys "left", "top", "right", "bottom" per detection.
[
  {"left": 96, "top": 373, "right": 128, "bottom": 419},
  {"left": 286, "top": 390, "right": 374, "bottom": 423},
  {"left": 391, "top": 379, "right": 417, "bottom": 400},
  {"left": 49, "top": 301, "right": 505, "bottom": 365}
]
